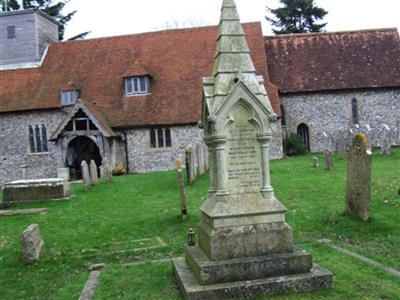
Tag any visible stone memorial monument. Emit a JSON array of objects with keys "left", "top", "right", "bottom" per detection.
[
  {"left": 173, "top": 1, "right": 333, "bottom": 298},
  {"left": 21, "top": 224, "right": 44, "bottom": 264},
  {"left": 345, "top": 133, "right": 372, "bottom": 220}
]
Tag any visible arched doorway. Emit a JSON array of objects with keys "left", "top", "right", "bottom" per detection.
[
  {"left": 297, "top": 123, "right": 310, "bottom": 152},
  {"left": 66, "top": 136, "right": 102, "bottom": 180}
]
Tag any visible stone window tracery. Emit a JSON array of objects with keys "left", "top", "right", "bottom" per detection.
[
  {"left": 28, "top": 125, "right": 48, "bottom": 153},
  {"left": 150, "top": 128, "right": 172, "bottom": 148}
]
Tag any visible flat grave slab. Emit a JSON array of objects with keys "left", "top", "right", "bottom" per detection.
[{"left": 2, "top": 178, "right": 70, "bottom": 205}]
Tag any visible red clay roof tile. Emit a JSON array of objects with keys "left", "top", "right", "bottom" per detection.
[
  {"left": 264, "top": 28, "right": 400, "bottom": 93},
  {"left": 0, "top": 22, "right": 279, "bottom": 126}
]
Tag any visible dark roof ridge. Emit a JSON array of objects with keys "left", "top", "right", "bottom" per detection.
[
  {"left": 264, "top": 27, "right": 399, "bottom": 39},
  {"left": 60, "top": 22, "right": 262, "bottom": 45}
]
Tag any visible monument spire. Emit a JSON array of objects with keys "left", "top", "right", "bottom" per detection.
[{"left": 213, "top": 0, "right": 256, "bottom": 76}]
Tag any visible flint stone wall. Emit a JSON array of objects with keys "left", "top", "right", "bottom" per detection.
[
  {"left": 281, "top": 88, "right": 400, "bottom": 152},
  {"left": 0, "top": 110, "right": 65, "bottom": 187},
  {"left": 124, "top": 124, "right": 283, "bottom": 173},
  {"left": 0, "top": 114, "right": 284, "bottom": 186}
]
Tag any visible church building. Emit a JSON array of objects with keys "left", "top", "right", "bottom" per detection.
[{"left": 0, "top": 8, "right": 399, "bottom": 186}]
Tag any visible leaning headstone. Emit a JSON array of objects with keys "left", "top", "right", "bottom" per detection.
[
  {"left": 324, "top": 150, "right": 334, "bottom": 171},
  {"left": 380, "top": 124, "right": 391, "bottom": 155},
  {"left": 90, "top": 160, "right": 99, "bottom": 186},
  {"left": 345, "top": 133, "right": 372, "bottom": 220},
  {"left": 312, "top": 157, "right": 319, "bottom": 168},
  {"left": 173, "top": 1, "right": 332, "bottom": 297},
  {"left": 21, "top": 224, "right": 44, "bottom": 264},
  {"left": 81, "top": 161, "right": 91, "bottom": 191},
  {"left": 102, "top": 157, "right": 113, "bottom": 183}
]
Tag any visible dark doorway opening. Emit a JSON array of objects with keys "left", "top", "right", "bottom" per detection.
[
  {"left": 297, "top": 123, "right": 310, "bottom": 152},
  {"left": 66, "top": 136, "right": 102, "bottom": 180}
]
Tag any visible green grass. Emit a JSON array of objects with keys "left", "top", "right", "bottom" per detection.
[{"left": 0, "top": 149, "right": 399, "bottom": 299}]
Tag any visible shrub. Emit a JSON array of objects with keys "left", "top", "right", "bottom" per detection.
[
  {"left": 112, "top": 163, "right": 126, "bottom": 176},
  {"left": 283, "top": 133, "right": 306, "bottom": 156}
]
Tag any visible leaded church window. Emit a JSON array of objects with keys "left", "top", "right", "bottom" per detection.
[
  {"left": 29, "top": 125, "right": 48, "bottom": 153},
  {"left": 150, "top": 128, "right": 172, "bottom": 148}
]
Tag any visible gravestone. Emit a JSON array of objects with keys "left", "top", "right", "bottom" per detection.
[
  {"left": 90, "top": 160, "right": 99, "bottom": 186},
  {"left": 380, "top": 124, "right": 391, "bottom": 155},
  {"left": 324, "top": 150, "right": 334, "bottom": 171},
  {"left": 21, "top": 224, "right": 44, "bottom": 264},
  {"left": 196, "top": 143, "right": 204, "bottom": 175},
  {"left": 176, "top": 158, "right": 188, "bottom": 220},
  {"left": 322, "top": 132, "right": 333, "bottom": 152},
  {"left": 173, "top": 1, "right": 332, "bottom": 298},
  {"left": 312, "top": 157, "right": 319, "bottom": 168},
  {"left": 337, "top": 131, "right": 347, "bottom": 159},
  {"left": 102, "top": 157, "right": 113, "bottom": 183},
  {"left": 81, "top": 161, "right": 91, "bottom": 190},
  {"left": 57, "top": 168, "right": 70, "bottom": 182},
  {"left": 2, "top": 178, "right": 69, "bottom": 205},
  {"left": 21, "top": 165, "right": 28, "bottom": 180},
  {"left": 345, "top": 133, "right": 372, "bottom": 220}
]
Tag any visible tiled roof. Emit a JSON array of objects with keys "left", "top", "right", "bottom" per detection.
[
  {"left": 264, "top": 28, "right": 400, "bottom": 93},
  {"left": 0, "top": 22, "right": 279, "bottom": 126}
]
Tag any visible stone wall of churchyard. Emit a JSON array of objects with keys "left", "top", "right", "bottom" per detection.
[
  {"left": 280, "top": 88, "right": 400, "bottom": 152},
  {"left": 0, "top": 110, "right": 67, "bottom": 186},
  {"left": 123, "top": 123, "right": 283, "bottom": 174}
]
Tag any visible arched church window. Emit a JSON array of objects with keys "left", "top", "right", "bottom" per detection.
[
  {"left": 28, "top": 124, "right": 49, "bottom": 153},
  {"left": 35, "top": 125, "right": 42, "bottom": 152},
  {"left": 149, "top": 128, "right": 173, "bottom": 148},
  {"left": 280, "top": 105, "right": 286, "bottom": 126},
  {"left": 297, "top": 123, "right": 310, "bottom": 152},
  {"left": 352, "top": 98, "right": 358, "bottom": 124},
  {"left": 29, "top": 126, "right": 35, "bottom": 153},
  {"left": 41, "top": 125, "right": 48, "bottom": 152}
]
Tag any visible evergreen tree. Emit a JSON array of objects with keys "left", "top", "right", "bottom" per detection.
[
  {"left": 266, "top": 0, "right": 328, "bottom": 34},
  {"left": 1, "top": 0, "right": 89, "bottom": 40}
]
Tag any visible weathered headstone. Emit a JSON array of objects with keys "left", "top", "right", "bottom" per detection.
[
  {"left": 2, "top": 178, "right": 69, "bottom": 205},
  {"left": 324, "top": 150, "right": 334, "bottom": 171},
  {"left": 21, "top": 224, "right": 44, "bottom": 264},
  {"left": 203, "top": 142, "right": 209, "bottom": 172},
  {"left": 322, "top": 132, "right": 333, "bottom": 152},
  {"left": 312, "top": 157, "right": 319, "bottom": 168},
  {"left": 173, "top": 1, "right": 332, "bottom": 297},
  {"left": 185, "top": 148, "right": 194, "bottom": 184},
  {"left": 90, "top": 160, "right": 99, "bottom": 186},
  {"left": 337, "top": 130, "right": 347, "bottom": 159},
  {"left": 102, "top": 157, "right": 113, "bottom": 183},
  {"left": 380, "top": 124, "right": 391, "bottom": 155},
  {"left": 176, "top": 158, "right": 188, "bottom": 220},
  {"left": 81, "top": 161, "right": 91, "bottom": 190},
  {"left": 196, "top": 143, "right": 204, "bottom": 175},
  {"left": 21, "top": 165, "right": 28, "bottom": 180},
  {"left": 57, "top": 167, "right": 70, "bottom": 182},
  {"left": 345, "top": 133, "right": 372, "bottom": 220}
]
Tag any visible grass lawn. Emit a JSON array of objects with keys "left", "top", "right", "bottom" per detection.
[{"left": 0, "top": 149, "right": 399, "bottom": 299}]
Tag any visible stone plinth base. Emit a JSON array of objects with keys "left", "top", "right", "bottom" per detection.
[
  {"left": 173, "top": 258, "right": 333, "bottom": 300},
  {"left": 2, "top": 178, "right": 70, "bottom": 205},
  {"left": 185, "top": 245, "right": 313, "bottom": 285}
]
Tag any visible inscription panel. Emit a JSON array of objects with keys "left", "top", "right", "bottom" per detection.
[{"left": 226, "top": 122, "right": 262, "bottom": 194}]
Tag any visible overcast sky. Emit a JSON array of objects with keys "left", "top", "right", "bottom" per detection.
[{"left": 64, "top": 0, "right": 400, "bottom": 40}]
